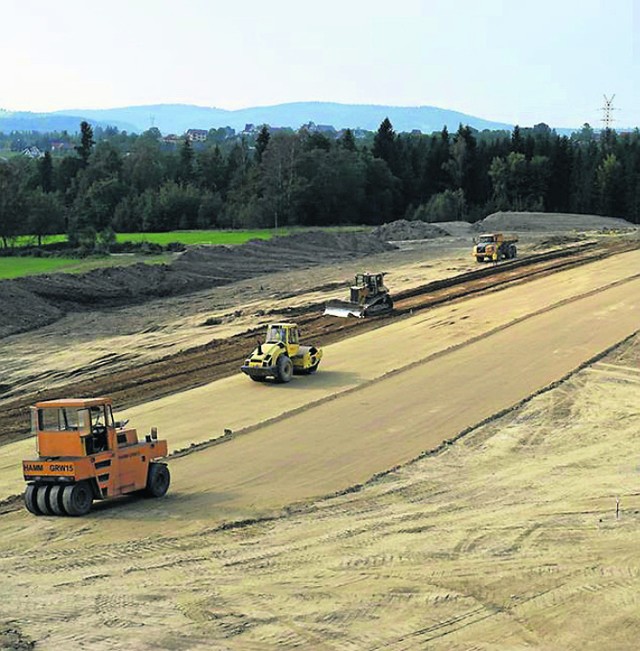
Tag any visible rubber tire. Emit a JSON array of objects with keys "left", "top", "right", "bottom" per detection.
[
  {"left": 36, "top": 484, "right": 53, "bottom": 516},
  {"left": 24, "top": 483, "right": 42, "bottom": 515},
  {"left": 48, "top": 485, "right": 66, "bottom": 516},
  {"left": 275, "top": 355, "right": 293, "bottom": 383},
  {"left": 145, "top": 463, "right": 170, "bottom": 498},
  {"left": 62, "top": 481, "right": 93, "bottom": 516},
  {"left": 511, "top": 245, "right": 517, "bottom": 258}
]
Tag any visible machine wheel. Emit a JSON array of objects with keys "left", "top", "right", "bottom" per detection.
[
  {"left": 24, "top": 483, "right": 42, "bottom": 515},
  {"left": 275, "top": 355, "right": 293, "bottom": 383},
  {"left": 511, "top": 244, "right": 517, "bottom": 258},
  {"left": 145, "top": 463, "right": 170, "bottom": 498},
  {"left": 48, "top": 484, "right": 66, "bottom": 516},
  {"left": 36, "top": 484, "right": 53, "bottom": 516},
  {"left": 62, "top": 481, "right": 93, "bottom": 516}
]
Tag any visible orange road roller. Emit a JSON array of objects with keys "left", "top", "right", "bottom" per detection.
[{"left": 22, "top": 397, "right": 170, "bottom": 516}]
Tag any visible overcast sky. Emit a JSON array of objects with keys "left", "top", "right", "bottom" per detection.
[{"left": 2, "top": 0, "right": 638, "bottom": 128}]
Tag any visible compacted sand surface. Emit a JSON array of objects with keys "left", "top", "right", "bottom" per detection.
[{"left": 0, "top": 217, "right": 639, "bottom": 650}]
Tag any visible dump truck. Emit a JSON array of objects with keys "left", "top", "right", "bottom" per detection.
[
  {"left": 22, "top": 397, "right": 169, "bottom": 516},
  {"left": 473, "top": 233, "right": 518, "bottom": 262},
  {"left": 324, "top": 272, "right": 393, "bottom": 318},
  {"left": 241, "top": 322, "right": 322, "bottom": 383}
]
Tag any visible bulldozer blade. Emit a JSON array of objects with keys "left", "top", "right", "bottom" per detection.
[{"left": 323, "top": 300, "right": 365, "bottom": 319}]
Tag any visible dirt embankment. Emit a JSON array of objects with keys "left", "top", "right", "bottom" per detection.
[
  {"left": 371, "top": 212, "right": 638, "bottom": 243},
  {"left": 373, "top": 219, "right": 454, "bottom": 241},
  {"left": 1, "top": 212, "right": 635, "bottom": 340},
  {"left": 475, "top": 211, "right": 638, "bottom": 232},
  {"left": 0, "top": 231, "right": 393, "bottom": 339}
]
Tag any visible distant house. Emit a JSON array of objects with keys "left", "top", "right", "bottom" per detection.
[
  {"left": 21, "top": 146, "right": 43, "bottom": 159},
  {"left": 162, "top": 134, "right": 183, "bottom": 146},
  {"left": 185, "top": 129, "right": 208, "bottom": 142},
  {"left": 300, "top": 121, "right": 337, "bottom": 136}
]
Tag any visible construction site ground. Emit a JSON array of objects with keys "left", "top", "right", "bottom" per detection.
[{"left": 1, "top": 216, "right": 640, "bottom": 650}]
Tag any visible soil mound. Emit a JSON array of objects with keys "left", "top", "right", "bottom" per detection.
[
  {"left": 0, "top": 231, "right": 395, "bottom": 339},
  {"left": 430, "top": 221, "right": 474, "bottom": 237},
  {"left": 374, "top": 220, "right": 451, "bottom": 241},
  {"left": 475, "top": 211, "right": 637, "bottom": 232}
]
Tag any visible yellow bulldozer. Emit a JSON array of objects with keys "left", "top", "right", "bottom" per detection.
[
  {"left": 324, "top": 272, "right": 393, "bottom": 318},
  {"left": 241, "top": 322, "right": 323, "bottom": 383}
]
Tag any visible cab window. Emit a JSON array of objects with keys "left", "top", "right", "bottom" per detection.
[
  {"left": 38, "top": 408, "right": 84, "bottom": 432},
  {"left": 266, "top": 326, "right": 285, "bottom": 342}
]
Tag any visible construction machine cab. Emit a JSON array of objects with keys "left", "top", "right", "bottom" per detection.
[
  {"left": 265, "top": 323, "right": 300, "bottom": 357},
  {"left": 351, "top": 273, "right": 386, "bottom": 304},
  {"left": 32, "top": 398, "right": 120, "bottom": 458}
]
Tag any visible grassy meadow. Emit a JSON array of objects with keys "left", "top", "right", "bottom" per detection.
[
  {"left": 0, "top": 254, "right": 171, "bottom": 280},
  {"left": 2, "top": 226, "right": 367, "bottom": 279}
]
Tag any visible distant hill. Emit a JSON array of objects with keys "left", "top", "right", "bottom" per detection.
[
  {"left": 0, "top": 102, "right": 515, "bottom": 135},
  {"left": 51, "top": 102, "right": 514, "bottom": 135},
  {"left": 0, "top": 110, "right": 136, "bottom": 134}
]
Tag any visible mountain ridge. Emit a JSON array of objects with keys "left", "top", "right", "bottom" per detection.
[{"left": 1, "top": 101, "right": 516, "bottom": 135}]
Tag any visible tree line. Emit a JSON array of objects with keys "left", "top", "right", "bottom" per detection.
[{"left": 1, "top": 119, "right": 638, "bottom": 250}]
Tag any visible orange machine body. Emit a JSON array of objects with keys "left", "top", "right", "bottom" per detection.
[{"left": 22, "top": 397, "right": 167, "bottom": 502}]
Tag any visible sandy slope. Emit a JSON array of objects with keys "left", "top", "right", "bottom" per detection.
[{"left": 0, "top": 249, "right": 639, "bottom": 649}]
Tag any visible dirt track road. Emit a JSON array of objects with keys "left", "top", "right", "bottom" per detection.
[{"left": 1, "top": 249, "right": 640, "bottom": 649}]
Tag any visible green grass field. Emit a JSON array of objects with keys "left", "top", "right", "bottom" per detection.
[
  {"left": 15, "top": 226, "right": 367, "bottom": 248},
  {"left": 116, "top": 229, "right": 292, "bottom": 245},
  {"left": 14, "top": 230, "right": 282, "bottom": 248},
  {"left": 0, "top": 254, "right": 171, "bottom": 280},
  {"left": 4, "top": 226, "right": 367, "bottom": 279}
]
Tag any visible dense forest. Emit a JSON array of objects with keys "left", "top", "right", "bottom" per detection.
[{"left": 0, "top": 118, "right": 639, "bottom": 250}]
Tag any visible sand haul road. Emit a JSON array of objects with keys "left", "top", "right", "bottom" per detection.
[
  {"left": 138, "top": 270, "right": 640, "bottom": 521},
  {"left": 1, "top": 248, "right": 639, "bottom": 506},
  {"left": 0, "top": 250, "right": 638, "bottom": 514}
]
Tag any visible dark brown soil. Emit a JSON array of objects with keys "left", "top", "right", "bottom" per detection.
[{"left": 0, "top": 231, "right": 393, "bottom": 338}]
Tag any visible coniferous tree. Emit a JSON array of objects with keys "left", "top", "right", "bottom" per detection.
[
  {"left": 340, "top": 128, "right": 357, "bottom": 152},
  {"left": 511, "top": 125, "right": 524, "bottom": 154},
  {"left": 373, "top": 118, "right": 398, "bottom": 168},
  {"left": 39, "top": 151, "right": 53, "bottom": 192},
  {"left": 75, "top": 121, "right": 95, "bottom": 167},
  {"left": 255, "top": 126, "right": 271, "bottom": 163},
  {"left": 176, "top": 138, "right": 195, "bottom": 185}
]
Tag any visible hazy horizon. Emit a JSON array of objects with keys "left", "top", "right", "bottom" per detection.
[{"left": 3, "top": 0, "right": 638, "bottom": 129}]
